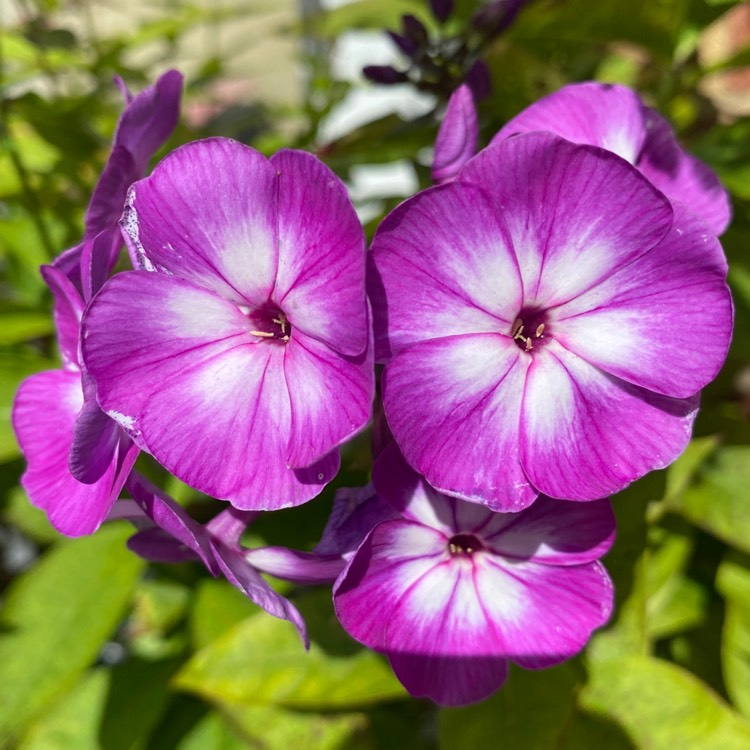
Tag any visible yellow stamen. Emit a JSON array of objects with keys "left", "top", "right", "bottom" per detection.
[
  {"left": 525, "top": 337, "right": 533, "bottom": 352},
  {"left": 250, "top": 330, "right": 274, "bottom": 338},
  {"left": 535, "top": 323, "right": 545, "bottom": 338}
]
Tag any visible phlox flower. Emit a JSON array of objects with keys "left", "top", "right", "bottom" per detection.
[
  {"left": 12, "top": 266, "right": 139, "bottom": 535},
  {"left": 492, "top": 81, "right": 731, "bottom": 235},
  {"left": 55, "top": 70, "right": 183, "bottom": 294},
  {"left": 82, "top": 138, "right": 373, "bottom": 510},
  {"left": 368, "top": 132, "right": 732, "bottom": 510},
  {"left": 333, "top": 444, "right": 615, "bottom": 707}
]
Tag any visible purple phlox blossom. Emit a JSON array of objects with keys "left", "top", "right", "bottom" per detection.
[
  {"left": 333, "top": 444, "right": 615, "bottom": 707},
  {"left": 82, "top": 138, "right": 373, "bottom": 510},
  {"left": 432, "top": 84, "right": 479, "bottom": 183},
  {"left": 368, "top": 132, "right": 733, "bottom": 510},
  {"left": 122, "top": 473, "right": 346, "bottom": 645},
  {"left": 492, "top": 81, "right": 731, "bottom": 235},
  {"left": 12, "top": 266, "right": 139, "bottom": 536},
  {"left": 54, "top": 70, "right": 183, "bottom": 295}
]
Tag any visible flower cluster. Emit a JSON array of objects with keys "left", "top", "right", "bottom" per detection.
[{"left": 13, "top": 75, "right": 733, "bottom": 707}]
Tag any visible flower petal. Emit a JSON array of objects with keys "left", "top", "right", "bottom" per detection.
[
  {"left": 40, "top": 264, "right": 84, "bottom": 370},
  {"left": 388, "top": 652, "right": 508, "bottom": 707},
  {"left": 68, "top": 373, "right": 122, "bottom": 484},
  {"left": 125, "top": 472, "right": 217, "bottom": 573},
  {"left": 334, "top": 520, "right": 447, "bottom": 651},
  {"left": 315, "top": 484, "right": 397, "bottom": 558},
  {"left": 112, "top": 69, "right": 183, "bottom": 172},
  {"left": 372, "top": 442, "right": 495, "bottom": 535},
  {"left": 520, "top": 341, "right": 697, "bottom": 500},
  {"left": 270, "top": 149, "right": 368, "bottom": 356},
  {"left": 127, "top": 527, "right": 202, "bottom": 564},
  {"left": 82, "top": 272, "right": 338, "bottom": 508},
  {"left": 12, "top": 370, "right": 134, "bottom": 536},
  {"left": 244, "top": 547, "right": 346, "bottom": 585},
  {"left": 121, "top": 138, "right": 279, "bottom": 307},
  {"left": 491, "top": 82, "right": 647, "bottom": 163},
  {"left": 432, "top": 84, "right": 479, "bottom": 184},
  {"left": 483, "top": 496, "right": 616, "bottom": 565},
  {"left": 474, "top": 555, "right": 613, "bottom": 668},
  {"left": 382, "top": 334, "right": 536, "bottom": 511},
  {"left": 459, "top": 132, "right": 673, "bottom": 308},
  {"left": 638, "top": 110, "right": 730, "bottom": 236},
  {"left": 84, "top": 145, "right": 138, "bottom": 240},
  {"left": 211, "top": 540, "right": 309, "bottom": 647},
  {"left": 552, "top": 202, "right": 732, "bottom": 398},
  {"left": 368, "top": 182, "right": 522, "bottom": 361},
  {"left": 283, "top": 328, "right": 373, "bottom": 469}
]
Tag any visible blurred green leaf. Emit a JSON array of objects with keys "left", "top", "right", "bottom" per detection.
[
  {"left": 223, "top": 703, "right": 369, "bottom": 750},
  {"left": 173, "top": 711, "right": 248, "bottom": 750},
  {"left": 17, "top": 669, "right": 109, "bottom": 750},
  {"left": 130, "top": 579, "right": 190, "bottom": 659},
  {"left": 438, "top": 661, "right": 583, "bottom": 750},
  {"left": 717, "top": 553, "right": 750, "bottom": 718},
  {"left": 0, "top": 524, "right": 144, "bottom": 742},
  {"left": 0, "top": 312, "right": 53, "bottom": 344},
  {"left": 664, "top": 445, "right": 750, "bottom": 554},
  {"left": 3, "top": 486, "right": 60, "bottom": 545},
  {"left": 581, "top": 656, "right": 750, "bottom": 749},
  {"left": 189, "top": 578, "right": 257, "bottom": 651},
  {"left": 176, "top": 608, "right": 405, "bottom": 709}
]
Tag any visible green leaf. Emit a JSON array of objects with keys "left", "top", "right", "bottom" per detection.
[
  {"left": 176, "top": 608, "right": 405, "bottom": 709},
  {"left": 189, "top": 578, "right": 258, "bottom": 651},
  {"left": 174, "top": 712, "right": 249, "bottom": 750},
  {"left": 17, "top": 670, "right": 109, "bottom": 750},
  {"left": 0, "top": 524, "right": 144, "bottom": 742},
  {"left": 0, "top": 312, "right": 53, "bottom": 344},
  {"left": 581, "top": 656, "right": 750, "bottom": 749},
  {"left": 223, "top": 704, "right": 369, "bottom": 750},
  {"left": 438, "top": 661, "right": 583, "bottom": 750},
  {"left": 664, "top": 445, "right": 750, "bottom": 553},
  {"left": 717, "top": 554, "right": 750, "bottom": 718}
]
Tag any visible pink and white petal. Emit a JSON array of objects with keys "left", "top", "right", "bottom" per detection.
[
  {"left": 368, "top": 183, "right": 522, "bottom": 361},
  {"left": 81, "top": 229, "right": 122, "bottom": 301},
  {"left": 121, "top": 138, "right": 279, "bottom": 307},
  {"left": 84, "top": 146, "right": 138, "bottom": 239},
  {"left": 137, "top": 341, "right": 339, "bottom": 509},
  {"left": 244, "top": 547, "right": 346, "bottom": 585},
  {"left": 68, "top": 383, "right": 121, "bottom": 484},
  {"left": 40, "top": 264, "right": 84, "bottom": 370},
  {"left": 382, "top": 334, "right": 537, "bottom": 511},
  {"left": 389, "top": 652, "right": 508, "bottom": 707},
  {"left": 334, "top": 520, "right": 447, "bottom": 651},
  {"left": 271, "top": 150, "right": 367, "bottom": 356},
  {"left": 638, "top": 110, "right": 731, "bottom": 236},
  {"left": 459, "top": 133, "right": 673, "bottom": 308},
  {"left": 520, "top": 341, "right": 697, "bottom": 500},
  {"left": 125, "top": 472, "right": 217, "bottom": 572},
  {"left": 483, "top": 497, "right": 616, "bottom": 565},
  {"left": 475, "top": 556, "right": 613, "bottom": 668},
  {"left": 491, "top": 82, "right": 647, "bottom": 163},
  {"left": 81, "top": 271, "right": 257, "bottom": 430},
  {"left": 12, "top": 370, "right": 124, "bottom": 536},
  {"left": 283, "top": 328, "right": 373, "bottom": 469},
  {"left": 372, "top": 442, "right": 494, "bottom": 535},
  {"left": 127, "top": 528, "right": 202, "bottom": 565},
  {"left": 315, "top": 484, "right": 398, "bottom": 558},
  {"left": 552, "top": 203, "right": 732, "bottom": 398},
  {"left": 211, "top": 540, "right": 309, "bottom": 647},
  {"left": 113, "top": 69, "right": 183, "bottom": 172},
  {"left": 432, "top": 84, "right": 479, "bottom": 184}
]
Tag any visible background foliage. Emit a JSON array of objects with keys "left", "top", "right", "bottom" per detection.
[{"left": 2, "top": 0, "right": 750, "bottom": 747}]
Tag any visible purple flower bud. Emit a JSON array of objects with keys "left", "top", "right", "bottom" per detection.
[
  {"left": 387, "top": 30, "right": 418, "bottom": 57},
  {"left": 472, "top": 0, "right": 529, "bottom": 38},
  {"left": 465, "top": 59, "right": 492, "bottom": 101},
  {"left": 363, "top": 65, "right": 409, "bottom": 85},
  {"left": 430, "top": 0, "right": 454, "bottom": 23},
  {"left": 402, "top": 14, "right": 429, "bottom": 46}
]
